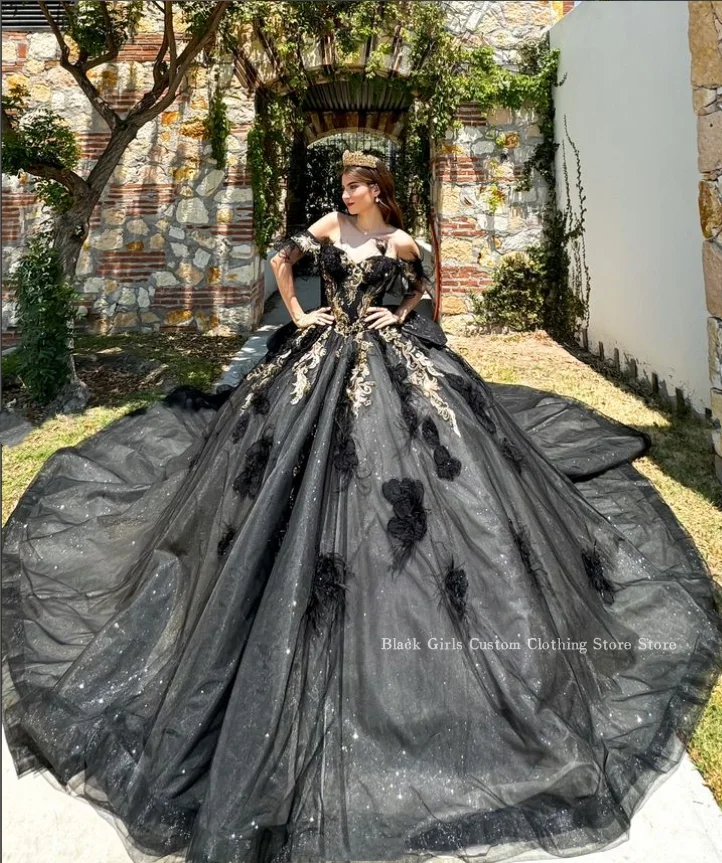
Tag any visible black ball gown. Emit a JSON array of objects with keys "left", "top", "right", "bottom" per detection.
[{"left": 3, "top": 224, "right": 722, "bottom": 863}]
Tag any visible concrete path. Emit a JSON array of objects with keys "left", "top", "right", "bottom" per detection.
[
  {"left": 215, "top": 276, "right": 323, "bottom": 390},
  {"left": 4, "top": 726, "right": 721, "bottom": 863},
  {"left": 3, "top": 283, "right": 722, "bottom": 861}
]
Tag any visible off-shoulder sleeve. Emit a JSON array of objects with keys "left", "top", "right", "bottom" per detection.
[
  {"left": 271, "top": 228, "right": 322, "bottom": 269},
  {"left": 385, "top": 245, "right": 435, "bottom": 302}
]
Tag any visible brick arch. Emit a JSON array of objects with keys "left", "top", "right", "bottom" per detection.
[{"left": 306, "top": 118, "right": 405, "bottom": 148}]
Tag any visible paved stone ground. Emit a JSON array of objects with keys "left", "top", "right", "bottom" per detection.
[{"left": 3, "top": 281, "right": 722, "bottom": 861}]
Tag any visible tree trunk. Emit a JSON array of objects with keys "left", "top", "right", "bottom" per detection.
[
  {"left": 53, "top": 199, "right": 96, "bottom": 282},
  {"left": 53, "top": 122, "right": 140, "bottom": 282},
  {"left": 50, "top": 122, "right": 139, "bottom": 383}
]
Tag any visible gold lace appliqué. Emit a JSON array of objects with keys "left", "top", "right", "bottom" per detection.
[
  {"left": 237, "top": 332, "right": 303, "bottom": 411},
  {"left": 346, "top": 334, "right": 375, "bottom": 416},
  {"left": 378, "top": 327, "right": 461, "bottom": 437},
  {"left": 289, "top": 328, "right": 332, "bottom": 404}
]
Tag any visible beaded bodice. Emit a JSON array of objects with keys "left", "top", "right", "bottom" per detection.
[{"left": 274, "top": 227, "right": 434, "bottom": 337}]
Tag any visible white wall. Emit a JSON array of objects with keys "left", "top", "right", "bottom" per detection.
[{"left": 549, "top": 1, "right": 707, "bottom": 411}]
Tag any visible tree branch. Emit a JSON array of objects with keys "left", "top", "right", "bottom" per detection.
[
  {"left": 153, "top": 28, "right": 170, "bottom": 87},
  {"left": 82, "top": 2, "right": 120, "bottom": 70},
  {"left": 164, "top": 2, "right": 178, "bottom": 82},
  {"left": 38, "top": 1, "right": 122, "bottom": 131},
  {"left": 100, "top": 1, "right": 118, "bottom": 53},
  {"left": 25, "top": 163, "right": 90, "bottom": 199},
  {"left": 40, "top": 1, "right": 71, "bottom": 60},
  {"left": 128, "top": 1, "right": 231, "bottom": 124}
]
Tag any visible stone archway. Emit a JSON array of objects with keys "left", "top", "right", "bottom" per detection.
[
  {"left": 233, "top": 23, "right": 444, "bottom": 313},
  {"left": 231, "top": 3, "right": 568, "bottom": 325},
  {"left": 286, "top": 75, "right": 411, "bottom": 230},
  {"left": 278, "top": 73, "right": 440, "bottom": 320}
]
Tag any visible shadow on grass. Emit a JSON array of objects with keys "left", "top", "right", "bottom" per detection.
[
  {"left": 556, "top": 334, "right": 722, "bottom": 514},
  {"left": 2, "top": 330, "right": 246, "bottom": 424}
]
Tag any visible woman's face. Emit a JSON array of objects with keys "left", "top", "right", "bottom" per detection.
[{"left": 341, "top": 173, "right": 378, "bottom": 214}]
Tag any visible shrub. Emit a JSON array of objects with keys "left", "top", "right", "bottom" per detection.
[
  {"left": 469, "top": 250, "right": 545, "bottom": 332},
  {"left": 9, "top": 234, "right": 79, "bottom": 404}
]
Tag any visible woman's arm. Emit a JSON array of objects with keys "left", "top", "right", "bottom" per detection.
[
  {"left": 393, "top": 235, "right": 430, "bottom": 325},
  {"left": 270, "top": 212, "right": 338, "bottom": 325}
]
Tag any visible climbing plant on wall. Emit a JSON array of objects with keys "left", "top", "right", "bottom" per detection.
[
  {"left": 223, "top": 2, "right": 560, "bottom": 254},
  {"left": 513, "top": 36, "right": 590, "bottom": 341}
]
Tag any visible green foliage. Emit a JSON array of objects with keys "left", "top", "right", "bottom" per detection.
[
  {"left": 3, "top": 108, "right": 79, "bottom": 173},
  {"left": 514, "top": 38, "right": 561, "bottom": 191},
  {"left": 304, "top": 140, "right": 349, "bottom": 223},
  {"left": 470, "top": 251, "right": 545, "bottom": 332},
  {"left": 1, "top": 81, "right": 28, "bottom": 112},
  {"left": 236, "top": 2, "right": 562, "bottom": 256},
  {"left": 34, "top": 180, "right": 75, "bottom": 214},
  {"left": 9, "top": 234, "right": 80, "bottom": 404},
  {"left": 65, "top": 1, "right": 143, "bottom": 59},
  {"left": 204, "top": 79, "right": 231, "bottom": 169},
  {"left": 2, "top": 81, "right": 79, "bottom": 214},
  {"left": 511, "top": 37, "right": 589, "bottom": 340},
  {"left": 249, "top": 91, "right": 305, "bottom": 254},
  {"left": 395, "top": 102, "right": 431, "bottom": 235},
  {"left": 486, "top": 184, "right": 506, "bottom": 215}
]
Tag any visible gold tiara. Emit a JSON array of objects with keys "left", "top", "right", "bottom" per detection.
[{"left": 342, "top": 150, "right": 378, "bottom": 169}]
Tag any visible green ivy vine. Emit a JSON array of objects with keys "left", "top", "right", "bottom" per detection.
[
  {"left": 204, "top": 69, "right": 232, "bottom": 169},
  {"left": 513, "top": 36, "right": 590, "bottom": 340},
  {"left": 230, "top": 3, "right": 559, "bottom": 243},
  {"left": 9, "top": 232, "right": 79, "bottom": 403}
]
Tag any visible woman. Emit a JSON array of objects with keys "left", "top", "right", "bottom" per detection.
[{"left": 3, "top": 150, "right": 722, "bottom": 863}]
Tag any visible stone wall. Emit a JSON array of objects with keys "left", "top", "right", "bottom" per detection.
[
  {"left": 1, "top": 15, "right": 261, "bottom": 342},
  {"left": 689, "top": 1, "right": 722, "bottom": 481},
  {"left": 434, "top": 1, "right": 570, "bottom": 315},
  {"left": 1, "top": 1, "right": 575, "bottom": 342}
]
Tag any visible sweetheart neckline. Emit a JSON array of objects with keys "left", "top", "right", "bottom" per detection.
[
  {"left": 292, "top": 228, "right": 416, "bottom": 269},
  {"left": 328, "top": 240, "right": 399, "bottom": 267}
]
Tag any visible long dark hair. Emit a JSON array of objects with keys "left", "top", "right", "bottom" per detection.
[{"left": 339, "top": 156, "right": 405, "bottom": 230}]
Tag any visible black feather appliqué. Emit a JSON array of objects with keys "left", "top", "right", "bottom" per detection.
[
  {"left": 582, "top": 539, "right": 616, "bottom": 606},
  {"left": 443, "top": 559, "right": 469, "bottom": 624},
  {"left": 374, "top": 333, "right": 420, "bottom": 441},
  {"left": 304, "top": 552, "right": 350, "bottom": 636},
  {"left": 421, "top": 416, "right": 462, "bottom": 480},
  {"left": 508, "top": 518, "right": 534, "bottom": 575},
  {"left": 231, "top": 412, "right": 250, "bottom": 444},
  {"left": 250, "top": 388, "right": 271, "bottom": 415},
  {"left": 381, "top": 478, "right": 429, "bottom": 569},
  {"left": 332, "top": 342, "right": 361, "bottom": 488},
  {"left": 163, "top": 385, "right": 231, "bottom": 412},
  {"left": 217, "top": 524, "right": 236, "bottom": 557},
  {"left": 446, "top": 373, "right": 497, "bottom": 435},
  {"left": 232, "top": 430, "right": 275, "bottom": 500},
  {"left": 500, "top": 436, "right": 524, "bottom": 474}
]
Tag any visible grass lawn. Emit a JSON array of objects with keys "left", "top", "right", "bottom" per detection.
[
  {"left": 2, "top": 323, "right": 721, "bottom": 805},
  {"left": 2, "top": 330, "right": 244, "bottom": 523}
]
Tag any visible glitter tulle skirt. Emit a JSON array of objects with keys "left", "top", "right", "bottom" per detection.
[{"left": 3, "top": 319, "right": 722, "bottom": 863}]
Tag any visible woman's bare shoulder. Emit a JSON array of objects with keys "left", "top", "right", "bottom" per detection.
[
  {"left": 392, "top": 229, "right": 422, "bottom": 260},
  {"left": 306, "top": 211, "right": 341, "bottom": 241}
]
